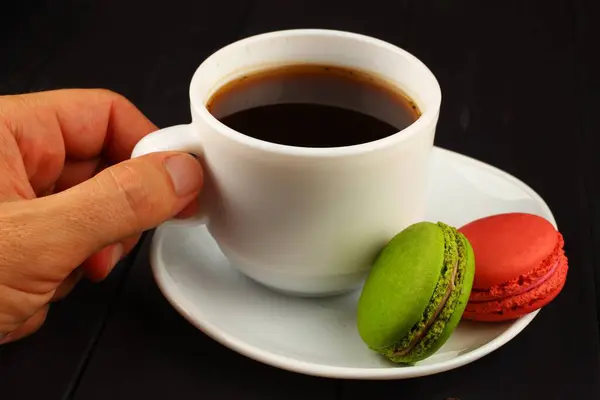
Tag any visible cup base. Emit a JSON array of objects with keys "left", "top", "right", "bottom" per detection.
[
  {"left": 221, "top": 249, "right": 367, "bottom": 297},
  {"left": 250, "top": 278, "right": 361, "bottom": 298}
]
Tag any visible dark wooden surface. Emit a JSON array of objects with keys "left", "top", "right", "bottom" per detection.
[{"left": 1, "top": 0, "right": 599, "bottom": 399}]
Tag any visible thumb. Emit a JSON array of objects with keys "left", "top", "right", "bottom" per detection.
[{"left": 18, "top": 152, "right": 203, "bottom": 270}]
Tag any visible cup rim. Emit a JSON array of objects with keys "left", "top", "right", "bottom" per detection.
[{"left": 189, "top": 29, "right": 441, "bottom": 158}]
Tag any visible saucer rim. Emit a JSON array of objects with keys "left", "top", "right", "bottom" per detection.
[{"left": 150, "top": 146, "right": 553, "bottom": 380}]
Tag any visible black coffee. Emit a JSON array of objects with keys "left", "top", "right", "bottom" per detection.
[{"left": 206, "top": 64, "right": 421, "bottom": 148}]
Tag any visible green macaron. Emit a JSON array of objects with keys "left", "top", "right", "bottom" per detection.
[{"left": 356, "top": 221, "right": 475, "bottom": 364}]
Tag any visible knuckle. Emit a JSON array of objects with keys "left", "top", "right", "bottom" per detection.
[
  {"left": 102, "top": 162, "right": 164, "bottom": 227},
  {"left": 34, "top": 136, "right": 64, "bottom": 175},
  {"left": 93, "top": 88, "right": 129, "bottom": 108},
  {"left": 94, "top": 88, "right": 123, "bottom": 100},
  {"left": 0, "top": 283, "right": 48, "bottom": 334}
]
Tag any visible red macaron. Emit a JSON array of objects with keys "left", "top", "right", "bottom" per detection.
[{"left": 458, "top": 213, "right": 568, "bottom": 322}]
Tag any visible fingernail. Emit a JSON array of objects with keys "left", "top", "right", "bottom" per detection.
[
  {"left": 110, "top": 243, "right": 124, "bottom": 269},
  {"left": 164, "top": 154, "right": 203, "bottom": 197}
]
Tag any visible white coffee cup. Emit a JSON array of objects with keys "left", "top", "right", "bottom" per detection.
[{"left": 132, "top": 29, "right": 441, "bottom": 297}]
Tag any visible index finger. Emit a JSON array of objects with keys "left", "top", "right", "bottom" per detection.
[{"left": 6, "top": 89, "right": 158, "bottom": 162}]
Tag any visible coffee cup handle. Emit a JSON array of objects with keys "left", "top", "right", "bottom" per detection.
[{"left": 131, "top": 123, "right": 207, "bottom": 227}]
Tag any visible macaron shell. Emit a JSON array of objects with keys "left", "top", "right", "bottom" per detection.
[
  {"left": 383, "top": 224, "right": 467, "bottom": 364},
  {"left": 463, "top": 253, "right": 567, "bottom": 321},
  {"left": 469, "top": 233, "right": 564, "bottom": 302},
  {"left": 357, "top": 222, "right": 445, "bottom": 351},
  {"left": 459, "top": 213, "right": 558, "bottom": 289},
  {"left": 403, "top": 232, "right": 476, "bottom": 361}
]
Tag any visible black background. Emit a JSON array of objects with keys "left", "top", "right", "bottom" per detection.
[{"left": 1, "top": 0, "right": 599, "bottom": 399}]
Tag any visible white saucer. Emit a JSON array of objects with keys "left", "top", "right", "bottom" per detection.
[{"left": 150, "top": 146, "right": 555, "bottom": 380}]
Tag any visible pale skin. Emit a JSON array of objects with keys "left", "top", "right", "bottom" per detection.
[{"left": 0, "top": 89, "right": 203, "bottom": 344}]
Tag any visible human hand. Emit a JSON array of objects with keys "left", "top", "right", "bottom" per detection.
[{"left": 0, "top": 89, "right": 203, "bottom": 343}]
